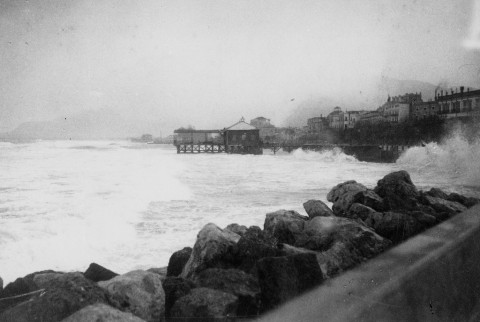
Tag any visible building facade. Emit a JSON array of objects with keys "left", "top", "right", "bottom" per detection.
[
  {"left": 327, "top": 106, "right": 344, "bottom": 129},
  {"left": 435, "top": 87, "right": 480, "bottom": 119},
  {"left": 307, "top": 116, "right": 328, "bottom": 133},
  {"left": 380, "top": 93, "right": 422, "bottom": 123},
  {"left": 343, "top": 111, "right": 363, "bottom": 129},
  {"left": 250, "top": 116, "right": 276, "bottom": 140}
]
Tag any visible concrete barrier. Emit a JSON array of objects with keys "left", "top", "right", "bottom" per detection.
[{"left": 260, "top": 204, "right": 480, "bottom": 322}]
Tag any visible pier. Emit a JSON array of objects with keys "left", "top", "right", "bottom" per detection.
[{"left": 176, "top": 143, "right": 225, "bottom": 154}]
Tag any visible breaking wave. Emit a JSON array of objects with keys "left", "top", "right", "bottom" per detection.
[
  {"left": 291, "top": 147, "right": 358, "bottom": 162},
  {"left": 397, "top": 132, "right": 480, "bottom": 186}
]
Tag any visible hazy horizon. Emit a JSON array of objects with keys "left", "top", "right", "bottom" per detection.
[{"left": 1, "top": 0, "right": 480, "bottom": 136}]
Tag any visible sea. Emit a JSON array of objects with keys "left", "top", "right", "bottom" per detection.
[{"left": 1, "top": 134, "right": 480, "bottom": 284}]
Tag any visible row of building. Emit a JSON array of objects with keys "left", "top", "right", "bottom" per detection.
[{"left": 306, "top": 86, "right": 480, "bottom": 134}]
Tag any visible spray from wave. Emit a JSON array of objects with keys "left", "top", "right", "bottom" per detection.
[
  {"left": 291, "top": 147, "right": 358, "bottom": 162},
  {"left": 397, "top": 131, "right": 480, "bottom": 186}
]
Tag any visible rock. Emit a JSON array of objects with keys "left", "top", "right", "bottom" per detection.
[
  {"left": 225, "top": 223, "right": 248, "bottom": 237},
  {"left": 374, "top": 170, "right": 420, "bottom": 211},
  {"left": 61, "top": 303, "right": 146, "bottom": 322},
  {"left": 193, "top": 268, "right": 261, "bottom": 316},
  {"left": 232, "top": 226, "right": 281, "bottom": 273},
  {"left": 263, "top": 210, "right": 308, "bottom": 245},
  {"left": 162, "top": 277, "right": 195, "bottom": 318},
  {"left": 423, "top": 195, "right": 467, "bottom": 215},
  {"left": 346, "top": 203, "right": 379, "bottom": 222},
  {"left": 303, "top": 200, "right": 334, "bottom": 218},
  {"left": 167, "top": 247, "right": 193, "bottom": 277},
  {"left": 426, "top": 187, "right": 449, "bottom": 199},
  {"left": 327, "top": 180, "right": 367, "bottom": 203},
  {"left": 465, "top": 197, "right": 480, "bottom": 208},
  {"left": 180, "top": 224, "right": 240, "bottom": 279},
  {"left": 99, "top": 270, "right": 165, "bottom": 322},
  {"left": 408, "top": 211, "right": 437, "bottom": 226},
  {"left": 147, "top": 267, "right": 168, "bottom": 282},
  {"left": 256, "top": 253, "right": 323, "bottom": 312},
  {"left": 84, "top": 263, "right": 118, "bottom": 282},
  {"left": 0, "top": 273, "right": 115, "bottom": 322},
  {"left": 32, "top": 272, "right": 64, "bottom": 289},
  {"left": 448, "top": 193, "right": 480, "bottom": 208},
  {"left": 366, "top": 212, "right": 426, "bottom": 243},
  {"left": 326, "top": 181, "right": 374, "bottom": 215},
  {"left": 0, "top": 270, "right": 59, "bottom": 313},
  {"left": 0, "top": 276, "right": 3, "bottom": 292},
  {"left": 170, "top": 287, "right": 238, "bottom": 321}
]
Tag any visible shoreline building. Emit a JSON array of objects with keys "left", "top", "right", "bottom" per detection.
[
  {"left": 435, "top": 87, "right": 480, "bottom": 119},
  {"left": 343, "top": 111, "right": 364, "bottom": 129},
  {"left": 379, "top": 93, "right": 422, "bottom": 123},
  {"left": 250, "top": 117, "right": 276, "bottom": 141},
  {"left": 327, "top": 106, "right": 344, "bottom": 130},
  {"left": 223, "top": 117, "right": 262, "bottom": 154},
  {"left": 307, "top": 116, "right": 328, "bottom": 134}
]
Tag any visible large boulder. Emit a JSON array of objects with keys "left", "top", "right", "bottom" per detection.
[
  {"left": 32, "top": 272, "right": 65, "bottom": 289},
  {"left": 170, "top": 287, "right": 238, "bottom": 321},
  {"left": 422, "top": 195, "right": 467, "bottom": 215},
  {"left": 162, "top": 277, "right": 195, "bottom": 318},
  {"left": 364, "top": 211, "right": 427, "bottom": 243},
  {"left": 263, "top": 210, "right": 308, "bottom": 245},
  {"left": 99, "top": 270, "right": 165, "bottom": 322},
  {"left": 256, "top": 253, "right": 323, "bottom": 312},
  {"left": 84, "top": 263, "right": 118, "bottom": 282},
  {"left": 447, "top": 193, "right": 480, "bottom": 208},
  {"left": 167, "top": 247, "right": 193, "bottom": 277},
  {"left": 180, "top": 224, "right": 240, "bottom": 279},
  {"left": 231, "top": 226, "right": 281, "bottom": 273},
  {"left": 61, "top": 303, "right": 146, "bottom": 322},
  {"left": 327, "top": 181, "right": 384, "bottom": 215},
  {"left": 426, "top": 187, "right": 449, "bottom": 199},
  {"left": 0, "top": 273, "right": 116, "bottom": 322},
  {"left": 374, "top": 170, "right": 419, "bottom": 211},
  {"left": 0, "top": 276, "right": 3, "bottom": 292},
  {"left": 303, "top": 200, "right": 334, "bottom": 218},
  {"left": 193, "top": 268, "right": 261, "bottom": 316},
  {"left": 147, "top": 267, "right": 168, "bottom": 282},
  {"left": 224, "top": 223, "right": 248, "bottom": 237}
]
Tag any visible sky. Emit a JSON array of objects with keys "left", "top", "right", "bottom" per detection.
[{"left": 1, "top": 0, "right": 479, "bottom": 134}]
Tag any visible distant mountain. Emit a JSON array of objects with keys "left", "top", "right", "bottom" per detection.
[
  {"left": 281, "top": 77, "right": 468, "bottom": 127},
  {"left": 0, "top": 109, "right": 164, "bottom": 140}
]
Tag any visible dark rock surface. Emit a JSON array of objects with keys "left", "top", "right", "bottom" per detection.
[
  {"left": 84, "top": 262, "right": 118, "bottom": 282},
  {"left": 263, "top": 210, "right": 308, "bottom": 245},
  {"left": 225, "top": 223, "right": 248, "bottom": 237},
  {"left": 170, "top": 287, "right": 238, "bottom": 321},
  {"left": 374, "top": 170, "right": 419, "bottom": 211},
  {"left": 167, "top": 247, "right": 193, "bottom": 277},
  {"left": 163, "top": 277, "right": 195, "bottom": 318},
  {"left": 0, "top": 273, "right": 116, "bottom": 322},
  {"left": 303, "top": 199, "right": 334, "bottom": 218},
  {"left": 193, "top": 268, "right": 261, "bottom": 316},
  {"left": 256, "top": 253, "right": 323, "bottom": 312}
]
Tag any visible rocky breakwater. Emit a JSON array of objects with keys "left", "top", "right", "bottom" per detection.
[{"left": 0, "top": 170, "right": 478, "bottom": 321}]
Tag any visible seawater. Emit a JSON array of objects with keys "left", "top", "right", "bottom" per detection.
[{"left": 1, "top": 137, "right": 479, "bottom": 284}]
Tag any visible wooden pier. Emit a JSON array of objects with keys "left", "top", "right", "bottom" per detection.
[{"left": 176, "top": 143, "right": 225, "bottom": 154}]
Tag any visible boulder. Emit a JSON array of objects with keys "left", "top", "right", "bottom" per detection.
[
  {"left": 447, "top": 193, "right": 480, "bottom": 208},
  {"left": 423, "top": 195, "right": 467, "bottom": 215},
  {"left": 167, "top": 247, "right": 193, "bottom": 277},
  {"left": 32, "top": 272, "right": 65, "bottom": 289},
  {"left": 0, "top": 276, "right": 3, "bottom": 292},
  {"left": 180, "top": 224, "right": 240, "bottom": 279},
  {"left": 326, "top": 181, "right": 373, "bottom": 215},
  {"left": 224, "top": 223, "right": 248, "bottom": 237},
  {"left": 99, "top": 270, "right": 165, "bottom": 322},
  {"left": 345, "top": 203, "right": 379, "bottom": 222},
  {"left": 374, "top": 170, "right": 420, "bottom": 211},
  {"left": 84, "top": 263, "right": 118, "bottom": 282},
  {"left": 263, "top": 210, "right": 308, "bottom": 245},
  {"left": 162, "top": 277, "right": 195, "bottom": 318},
  {"left": 426, "top": 187, "right": 449, "bottom": 200},
  {"left": 170, "top": 287, "right": 238, "bottom": 321},
  {"left": 256, "top": 253, "right": 323, "bottom": 312},
  {"left": 365, "top": 211, "right": 426, "bottom": 243},
  {"left": 232, "top": 226, "right": 280, "bottom": 273},
  {"left": 303, "top": 200, "right": 334, "bottom": 218},
  {"left": 61, "top": 303, "right": 146, "bottom": 322},
  {"left": 193, "top": 268, "right": 261, "bottom": 316},
  {"left": 147, "top": 267, "right": 168, "bottom": 282},
  {"left": 0, "top": 273, "right": 115, "bottom": 322}
]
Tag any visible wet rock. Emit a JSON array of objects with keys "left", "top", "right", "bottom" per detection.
[
  {"left": 180, "top": 223, "right": 240, "bottom": 279},
  {"left": 170, "top": 287, "right": 238, "bottom": 321},
  {"left": 0, "top": 273, "right": 115, "bottom": 322},
  {"left": 99, "top": 270, "right": 165, "bottom": 322},
  {"left": 233, "top": 226, "right": 280, "bottom": 273},
  {"left": 326, "top": 181, "right": 372, "bottom": 215},
  {"left": 374, "top": 170, "right": 420, "bottom": 211},
  {"left": 162, "top": 277, "right": 195, "bottom": 318},
  {"left": 426, "top": 187, "right": 449, "bottom": 200},
  {"left": 345, "top": 203, "right": 379, "bottom": 222},
  {"left": 167, "top": 247, "right": 193, "bottom": 277},
  {"left": 193, "top": 268, "right": 261, "bottom": 316},
  {"left": 225, "top": 223, "right": 248, "bottom": 237},
  {"left": 408, "top": 211, "right": 437, "bottom": 226},
  {"left": 32, "top": 272, "right": 65, "bottom": 289},
  {"left": 423, "top": 195, "right": 467, "bottom": 215},
  {"left": 465, "top": 197, "right": 480, "bottom": 208},
  {"left": 367, "top": 211, "right": 425, "bottom": 243},
  {"left": 263, "top": 210, "right": 308, "bottom": 245},
  {"left": 303, "top": 200, "right": 334, "bottom": 218},
  {"left": 256, "top": 253, "right": 323, "bottom": 312},
  {"left": 61, "top": 303, "right": 146, "bottom": 322},
  {"left": 84, "top": 263, "right": 118, "bottom": 282},
  {"left": 448, "top": 193, "right": 480, "bottom": 208},
  {"left": 0, "top": 276, "right": 3, "bottom": 292},
  {"left": 147, "top": 267, "right": 168, "bottom": 282}
]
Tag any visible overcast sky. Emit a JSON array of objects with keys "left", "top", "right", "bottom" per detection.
[{"left": 1, "top": 0, "right": 479, "bottom": 133}]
